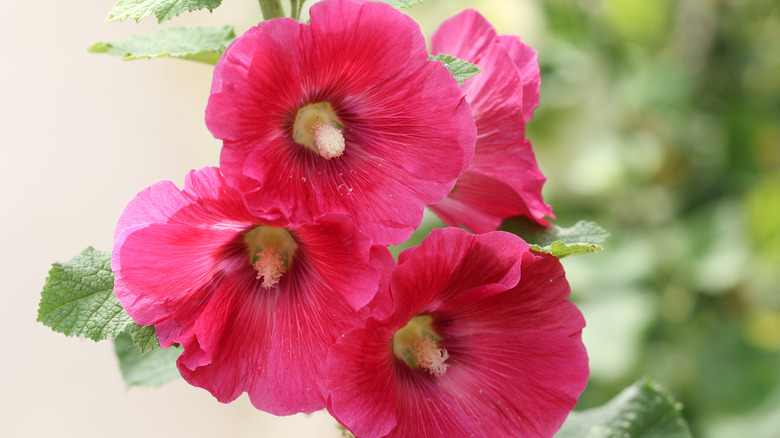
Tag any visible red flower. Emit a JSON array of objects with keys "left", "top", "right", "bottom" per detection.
[
  {"left": 428, "top": 10, "right": 554, "bottom": 233},
  {"left": 327, "top": 228, "right": 588, "bottom": 437},
  {"left": 111, "top": 167, "right": 393, "bottom": 415},
  {"left": 206, "top": 0, "right": 476, "bottom": 245}
]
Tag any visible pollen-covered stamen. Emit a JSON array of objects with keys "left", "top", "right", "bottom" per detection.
[
  {"left": 244, "top": 225, "right": 297, "bottom": 289},
  {"left": 393, "top": 315, "right": 450, "bottom": 377},
  {"left": 413, "top": 336, "right": 449, "bottom": 376},
  {"left": 253, "top": 247, "right": 286, "bottom": 289},
  {"left": 293, "top": 102, "right": 346, "bottom": 159},
  {"left": 312, "top": 121, "right": 345, "bottom": 159}
]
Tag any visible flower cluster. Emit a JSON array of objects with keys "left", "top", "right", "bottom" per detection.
[{"left": 111, "top": 0, "right": 588, "bottom": 436}]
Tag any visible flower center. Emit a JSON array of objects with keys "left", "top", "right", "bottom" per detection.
[
  {"left": 393, "top": 315, "right": 449, "bottom": 377},
  {"left": 293, "top": 102, "right": 345, "bottom": 159},
  {"left": 244, "top": 226, "right": 298, "bottom": 289}
]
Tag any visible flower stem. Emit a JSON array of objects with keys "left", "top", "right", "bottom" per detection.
[
  {"left": 290, "top": 0, "right": 306, "bottom": 20},
  {"left": 258, "top": 0, "right": 284, "bottom": 19}
]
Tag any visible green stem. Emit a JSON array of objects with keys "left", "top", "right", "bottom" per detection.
[
  {"left": 258, "top": 0, "right": 284, "bottom": 20},
  {"left": 290, "top": 0, "right": 299, "bottom": 20},
  {"left": 291, "top": 0, "right": 306, "bottom": 20}
]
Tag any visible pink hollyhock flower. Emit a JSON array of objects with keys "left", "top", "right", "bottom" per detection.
[
  {"left": 111, "top": 167, "right": 394, "bottom": 415},
  {"left": 428, "top": 10, "right": 554, "bottom": 233},
  {"left": 327, "top": 228, "right": 588, "bottom": 437},
  {"left": 206, "top": 0, "right": 476, "bottom": 246}
]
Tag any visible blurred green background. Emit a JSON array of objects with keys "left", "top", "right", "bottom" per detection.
[{"left": 406, "top": 0, "right": 780, "bottom": 436}]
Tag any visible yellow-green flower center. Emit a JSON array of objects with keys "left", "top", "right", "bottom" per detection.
[
  {"left": 244, "top": 226, "right": 298, "bottom": 288},
  {"left": 293, "top": 102, "right": 345, "bottom": 159},
  {"left": 393, "top": 315, "right": 449, "bottom": 376}
]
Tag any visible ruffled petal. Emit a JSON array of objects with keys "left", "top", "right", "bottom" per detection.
[
  {"left": 113, "top": 223, "right": 245, "bottom": 329},
  {"left": 264, "top": 216, "right": 391, "bottom": 413},
  {"left": 113, "top": 180, "right": 188, "bottom": 243},
  {"left": 113, "top": 165, "right": 392, "bottom": 415},
  {"left": 430, "top": 9, "right": 553, "bottom": 230},
  {"left": 497, "top": 35, "right": 541, "bottom": 122},
  {"left": 429, "top": 165, "right": 548, "bottom": 234},
  {"left": 392, "top": 229, "right": 527, "bottom": 312},
  {"left": 432, "top": 251, "right": 588, "bottom": 435},
  {"left": 430, "top": 9, "right": 497, "bottom": 63},
  {"left": 326, "top": 229, "right": 588, "bottom": 437},
  {"left": 208, "top": 0, "right": 475, "bottom": 245},
  {"left": 385, "top": 365, "right": 477, "bottom": 438},
  {"left": 440, "top": 331, "right": 587, "bottom": 437},
  {"left": 327, "top": 318, "right": 399, "bottom": 438},
  {"left": 438, "top": 251, "right": 584, "bottom": 336},
  {"left": 177, "top": 271, "right": 276, "bottom": 409}
]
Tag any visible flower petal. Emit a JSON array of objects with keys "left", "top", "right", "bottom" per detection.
[
  {"left": 177, "top": 271, "right": 276, "bottom": 408},
  {"left": 441, "top": 330, "right": 587, "bottom": 437},
  {"left": 327, "top": 318, "right": 399, "bottom": 438},
  {"left": 113, "top": 165, "right": 392, "bottom": 415},
  {"left": 326, "top": 229, "right": 588, "bottom": 437},
  {"left": 393, "top": 229, "right": 527, "bottom": 312},
  {"left": 497, "top": 35, "right": 541, "bottom": 122},
  {"left": 430, "top": 9, "right": 553, "bottom": 230},
  {"left": 208, "top": 0, "right": 476, "bottom": 245},
  {"left": 430, "top": 9, "right": 497, "bottom": 63}
]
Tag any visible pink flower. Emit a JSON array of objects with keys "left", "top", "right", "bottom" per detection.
[
  {"left": 111, "top": 167, "right": 394, "bottom": 415},
  {"left": 326, "top": 228, "right": 588, "bottom": 437},
  {"left": 428, "top": 10, "right": 554, "bottom": 233},
  {"left": 206, "top": 0, "right": 476, "bottom": 246}
]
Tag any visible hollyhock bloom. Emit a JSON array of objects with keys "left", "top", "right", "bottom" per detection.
[
  {"left": 428, "top": 10, "right": 554, "bottom": 233},
  {"left": 327, "top": 228, "right": 588, "bottom": 437},
  {"left": 111, "top": 167, "right": 393, "bottom": 415},
  {"left": 206, "top": 0, "right": 476, "bottom": 246}
]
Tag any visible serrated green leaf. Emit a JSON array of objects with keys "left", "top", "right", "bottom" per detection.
[
  {"left": 556, "top": 378, "right": 693, "bottom": 438},
  {"left": 378, "top": 0, "right": 423, "bottom": 9},
  {"left": 88, "top": 26, "right": 235, "bottom": 65},
  {"left": 500, "top": 217, "right": 609, "bottom": 258},
  {"left": 37, "top": 247, "right": 133, "bottom": 341},
  {"left": 107, "top": 0, "right": 223, "bottom": 23},
  {"left": 114, "top": 331, "right": 181, "bottom": 388},
  {"left": 129, "top": 324, "right": 161, "bottom": 354},
  {"left": 429, "top": 54, "right": 482, "bottom": 84}
]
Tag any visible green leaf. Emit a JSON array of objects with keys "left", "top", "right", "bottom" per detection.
[
  {"left": 88, "top": 26, "right": 236, "bottom": 65},
  {"left": 542, "top": 240, "right": 604, "bottom": 258},
  {"left": 130, "top": 324, "right": 161, "bottom": 354},
  {"left": 556, "top": 378, "right": 693, "bottom": 438},
  {"left": 337, "top": 424, "right": 357, "bottom": 438},
  {"left": 500, "top": 217, "right": 609, "bottom": 258},
  {"left": 114, "top": 331, "right": 181, "bottom": 388},
  {"left": 37, "top": 247, "right": 133, "bottom": 341},
  {"left": 429, "top": 54, "right": 482, "bottom": 84},
  {"left": 378, "top": 0, "right": 423, "bottom": 9},
  {"left": 107, "top": 0, "right": 223, "bottom": 23}
]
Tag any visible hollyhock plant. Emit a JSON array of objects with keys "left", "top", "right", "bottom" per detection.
[
  {"left": 327, "top": 228, "right": 588, "bottom": 437},
  {"left": 428, "top": 10, "right": 554, "bottom": 233},
  {"left": 111, "top": 166, "right": 394, "bottom": 415},
  {"left": 206, "top": 0, "right": 476, "bottom": 246}
]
